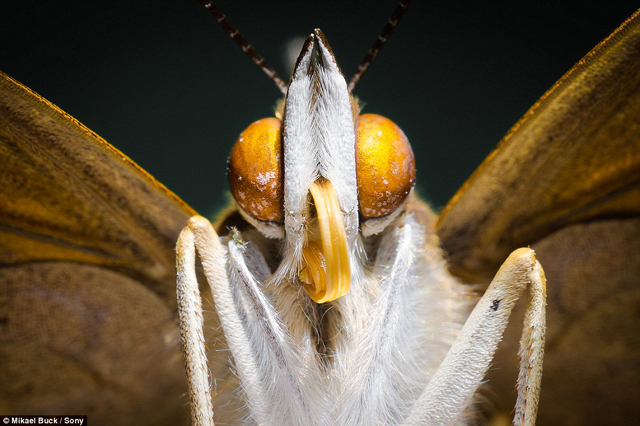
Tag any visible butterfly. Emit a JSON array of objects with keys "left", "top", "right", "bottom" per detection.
[{"left": 1, "top": 2, "right": 639, "bottom": 425}]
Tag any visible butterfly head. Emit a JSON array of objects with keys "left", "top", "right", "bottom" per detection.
[{"left": 227, "top": 30, "right": 415, "bottom": 302}]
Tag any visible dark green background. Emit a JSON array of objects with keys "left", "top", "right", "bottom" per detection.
[{"left": 2, "top": 1, "right": 638, "bottom": 216}]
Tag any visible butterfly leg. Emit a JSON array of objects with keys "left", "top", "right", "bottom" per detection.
[
  {"left": 176, "top": 217, "right": 217, "bottom": 426},
  {"left": 404, "top": 247, "right": 546, "bottom": 426},
  {"left": 176, "top": 215, "right": 325, "bottom": 426}
]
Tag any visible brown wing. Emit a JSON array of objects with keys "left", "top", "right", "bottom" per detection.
[
  {"left": 0, "top": 72, "right": 197, "bottom": 425},
  {"left": 437, "top": 10, "right": 640, "bottom": 426}
]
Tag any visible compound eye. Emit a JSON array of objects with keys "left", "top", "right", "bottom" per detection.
[
  {"left": 228, "top": 117, "right": 283, "bottom": 223},
  {"left": 356, "top": 114, "right": 415, "bottom": 219}
]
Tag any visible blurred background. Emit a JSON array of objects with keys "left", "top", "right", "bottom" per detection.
[{"left": 1, "top": 0, "right": 638, "bottom": 217}]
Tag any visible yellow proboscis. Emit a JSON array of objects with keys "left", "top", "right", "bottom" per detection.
[{"left": 300, "top": 180, "right": 351, "bottom": 303}]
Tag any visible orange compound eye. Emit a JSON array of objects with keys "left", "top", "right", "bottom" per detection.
[
  {"left": 228, "top": 117, "right": 283, "bottom": 223},
  {"left": 356, "top": 114, "right": 415, "bottom": 219}
]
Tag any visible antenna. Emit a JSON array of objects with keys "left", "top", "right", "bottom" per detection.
[
  {"left": 199, "top": 1, "right": 288, "bottom": 95},
  {"left": 348, "top": 0, "right": 412, "bottom": 92}
]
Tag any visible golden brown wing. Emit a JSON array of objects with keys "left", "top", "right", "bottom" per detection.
[
  {"left": 437, "top": 10, "right": 640, "bottom": 425},
  {"left": 0, "top": 72, "right": 197, "bottom": 425}
]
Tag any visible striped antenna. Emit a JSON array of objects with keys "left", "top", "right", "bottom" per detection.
[
  {"left": 200, "top": 1, "right": 288, "bottom": 95},
  {"left": 348, "top": 0, "right": 412, "bottom": 92}
]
